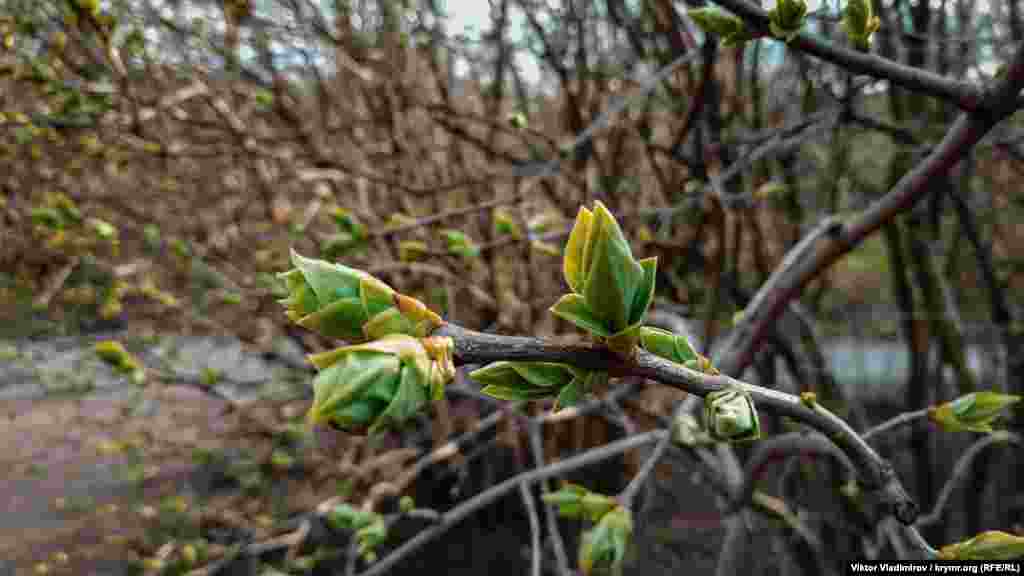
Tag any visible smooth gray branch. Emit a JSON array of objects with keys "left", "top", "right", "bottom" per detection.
[
  {"left": 862, "top": 409, "right": 930, "bottom": 443},
  {"left": 434, "top": 323, "right": 919, "bottom": 524}
]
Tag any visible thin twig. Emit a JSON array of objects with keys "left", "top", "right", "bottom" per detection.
[
  {"left": 358, "top": 431, "right": 666, "bottom": 576},
  {"left": 367, "top": 262, "right": 497, "bottom": 309},
  {"left": 520, "top": 482, "right": 542, "bottom": 576},
  {"left": 715, "top": 41, "right": 1024, "bottom": 380},
  {"left": 527, "top": 422, "right": 573, "bottom": 576},
  {"left": 731, "top": 431, "right": 855, "bottom": 514},
  {"left": 711, "top": 0, "right": 1018, "bottom": 111},
  {"left": 32, "top": 256, "right": 80, "bottom": 309},
  {"left": 915, "top": 432, "right": 1023, "bottom": 528},
  {"left": 619, "top": 404, "right": 678, "bottom": 506},
  {"left": 862, "top": 409, "right": 930, "bottom": 442}
]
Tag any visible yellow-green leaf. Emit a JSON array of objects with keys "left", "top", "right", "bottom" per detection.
[
  {"left": 563, "top": 206, "right": 595, "bottom": 293},
  {"left": 939, "top": 531, "right": 1024, "bottom": 560}
]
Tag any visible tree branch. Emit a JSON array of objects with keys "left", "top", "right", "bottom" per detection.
[
  {"left": 710, "top": 0, "right": 1022, "bottom": 112},
  {"left": 433, "top": 323, "right": 919, "bottom": 523},
  {"left": 915, "top": 432, "right": 1023, "bottom": 528},
  {"left": 714, "top": 41, "right": 1024, "bottom": 378}
]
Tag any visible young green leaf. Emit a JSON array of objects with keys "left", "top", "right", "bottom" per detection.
[
  {"left": 768, "top": 0, "right": 808, "bottom": 42},
  {"left": 639, "top": 326, "right": 699, "bottom": 365},
  {"left": 929, "top": 391, "right": 1022, "bottom": 433},
  {"left": 306, "top": 335, "right": 454, "bottom": 435},
  {"left": 279, "top": 251, "right": 443, "bottom": 341},
  {"left": 551, "top": 202, "right": 658, "bottom": 354},
  {"left": 939, "top": 531, "right": 1024, "bottom": 560},
  {"left": 549, "top": 294, "right": 614, "bottom": 337},
  {"left": 579, "top": 506, "right": 633, "bottom": 576},
  {"left": 842, "top": 0, "right": 881, "bottom": 51},
  {"left": 688, "top": 7, "right": 755, "bottom": 46}
]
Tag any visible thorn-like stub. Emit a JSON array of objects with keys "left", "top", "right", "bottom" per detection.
[
  {"left": 826, "top": 220, "right": 845, "bottom": 238},
  {"left": 893, "top": 499, "right": 919, "bottom": 525}
]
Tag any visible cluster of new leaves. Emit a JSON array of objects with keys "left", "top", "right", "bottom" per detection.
[
  {"left": 320, "top": 208, "right": 369, "bottom": 261},
  {"left": 0, "top": 2, "right": 121, "bottom": 126},
  {"left": 305, "top": 334, "right": 454, "bottom": 435},
  {"left": 276, "top": 201, "right": 1024, "bottom": 569},
  {"left": 279, "top": 250, "right": 443, "bottom": 343},
  {"left": 277, "top": 250, "right": 455, "bottom": 435},
  {"left": 688, "top": 0, "right": 879, "bottom": 50},
  {"left": 549, "top": 201, "right": 657, "bottom": 354},
  {"left": 278, "top": 202, "right": 767, "bottom": 440},
  {"left": 29, "top": 191, "right": 119, "bottom": 255},
  {"left": 542, "top": 485, "right": 633, "bottom": 576},
  {"left": 325, "top": 503, "right": 388, "bottom": 562},
  {"left": 275, "top": 202, "right": 769, "bottom": 572}
]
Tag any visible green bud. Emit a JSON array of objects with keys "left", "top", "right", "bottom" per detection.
[
  {"left": 199, "top": 367, "right": 221, "bottom": 387},
  {"left": 768, "top": 0, "right": 808, "bottom": 42},
  {"left": 142, "top": 224, "right": 161, "bottom": 251},
  {"left": 841, "top": 0, "right": 880, "bottom": 51},
  {"left": 542, "top": 484, "right": 618, "bottom": 522},
  {"left": 306, "top": 335, "right": 455, "bottom": 435},
  {"left": 355, "top": 519, "right": 388, "bottom": 557},
  {"left": 440, "top": 229, "right": 480, "bottom": 259},
  {"left": 799, "top": 391, "right": 817, "bottom": 408},
  {"left": 220, "top": 292, "right": 242, "bottom": 305},
  {"left": 928, "top": 391, "right": 1021, "bottom": 433},
  {"left": 398, "top": 241, "right": 429, "bottom": 262},
  {"left": 939, "top": 531, "right": 1024, "bottom": 560},
  {"left": 278, "top": 250, "right": 443, "bottom": 342},
  {"left": 493, "top": 208, "right": 522, "bottom": 239},
  {"left": 704, "top": 387, "right": 761, "bottom": 443},
  {"left": 88, "top": 218, "right": 117, "bottom": 240},
  {"left": 171, "top": 238, "right": 191, "bottom": 259},
  {"left": 579, "top": 506, "right": 633, "bottom": 576},
  {"left": 31, "top": 207, "right": 64, "bottom": 230},
  {"left": 469, "top": 361, "right": 606, "bottom": 411},
  {"left": 639, "top": 326, "right": 698, "bottom": 365},
  {"left": 270, "top": 449, "right": 295, "bottom": 471},
  {"left": 181, "top": 543, "right": 198, "bottom": 565},
  {"left": 320, "top": 232, "right": 367, "bottom": 260},
  {"left": 550, "top": 201, "right": 657, "bottom": 354},
  {"left": 687, "top": 7, "right": 755, "bottom": 46},
  {"left": 683, "top": 354, "right": 721, "bottom": 375},
  {"left": 507, "top": 111, "right": 528, "bottom": 129},
  {"left": 94, "top": 340, "right": 145, "bottom": 385},
  {"left": 326, "top": 503, "right": 377, "bottom": 531},
  {"left": 326, "top": 503, "right": 389, "bottom": 559},
  {"left": 254, "top": 89, "right": 274, "bottom": 107},
  {"left": 399, "top": 495, "right": 415, "bottom": 513},
  {"left": 51, "top": 193, "right": 82, "bottom": 224},
  {"left": 330, "top": 207, "right": 368, "bottom": 239},
  {"left": 840, "top": 479, "right": 860, "bottom": 501}
]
